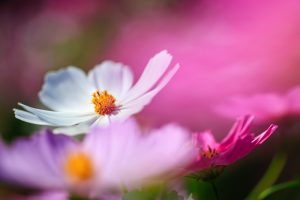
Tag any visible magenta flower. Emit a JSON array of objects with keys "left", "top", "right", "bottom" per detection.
[
  {"left": 215, "top": 86, "right": 300, "bottom": 122},
  {"left": 188, "top": 116, "right": 277, "bottom": 179},
  {"left": 0, "top": 119, "right": 193, "bottom": 196}
]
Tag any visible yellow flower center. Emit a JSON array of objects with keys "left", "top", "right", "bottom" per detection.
[
  {"left": 201, "top": 146, "right": 218, "bottom": 159},
  {"left": 64, "top": 152, "right": 94, "bottom": 182},
  {"left": 92, "top": 90, "right": 117, "bottom": 115}
]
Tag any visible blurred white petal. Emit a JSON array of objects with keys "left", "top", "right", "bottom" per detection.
[{"left": 83, "top": 119, "right": 194, "bottom": 190}]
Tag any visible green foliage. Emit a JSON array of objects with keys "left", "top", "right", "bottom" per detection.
[
  {"left": 245, "top": 152, "right": 287, "bottom": 200},
  {"left": 259, "top": 179, "right": 300, "bottom": 200},
  {"left": 123, "top": 184, "right": 182, "bottom": 200},
  {"left": 184, "top": 178, "right": 215, "bottom": 200}
]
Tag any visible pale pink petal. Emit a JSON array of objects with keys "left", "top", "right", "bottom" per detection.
[
  {"left": 83, "top": 119, "right": 193, "bottom": 191},
  {"left": 0, "top": 130, "right": 77, "bottom": 189},
  {"left": 11, "top": 191, "right": 68, "bottom": 200}
]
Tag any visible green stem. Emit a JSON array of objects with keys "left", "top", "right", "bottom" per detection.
[
  {"left": 210, "top": 181, "right": 220, "bottom": 200},
  {"left": 258, "top": 179, "right": 300, "bottom": 200},
  {"left": 245, "top": 152, "right": 287, "bottom": 200}
]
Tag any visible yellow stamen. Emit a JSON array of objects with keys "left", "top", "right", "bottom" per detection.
[
  {"left": 92, "top": 90, "right": 117, "bottom": 115},
  {"left": 64, "top": 152, "right": 94, "bottom": 182},
  {"left": 201, "top": 146, "right": 218, "bottom": 159}
]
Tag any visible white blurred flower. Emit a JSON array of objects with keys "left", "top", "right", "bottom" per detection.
[{"left": 14, "top": 50, "right": 179, "bottom": 135}]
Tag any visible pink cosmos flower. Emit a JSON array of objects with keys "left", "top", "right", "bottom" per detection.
[
  {"left": 0, "top": 119, "right": 193, "bottom": 197},
  {"left": 215, "top": 86, "right": 300, "bottom": 123},
  {"left": 188, "top": 116, "right": 277, "bottom": 179}
]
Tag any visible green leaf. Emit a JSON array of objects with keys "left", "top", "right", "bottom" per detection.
[
  {"left": 245, "top": 152, "right": 287, "bottom": 200},
  {"left": 184, "top": 178, "right": 215, "bottom": 200},
  {"left": 122, "top": 184, "right": 164, "bottom": 200},
  {"left": 159, "top": 190, "right": 182, "bottom": 200},
  {"left": 258, "top": 179, "right": 300, "bottom": 200}
]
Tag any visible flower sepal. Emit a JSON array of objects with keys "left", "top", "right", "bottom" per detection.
[{"left": 187, "top": 165, "right": 225, "bottom": 182}]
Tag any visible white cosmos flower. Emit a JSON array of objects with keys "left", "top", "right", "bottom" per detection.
[{"left": 14, "top": 50, "right": 180, "bottom": 135}]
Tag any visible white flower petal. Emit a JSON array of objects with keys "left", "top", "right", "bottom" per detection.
[
  {"left": 53, "top": 118, "right": 97, "bottom": 135},
  {"left": 121, "top": 50, "right": 173, "bottom": 103},
  {"left": 17, "top": 103, "right": 95, "bottom": 126},
  {"left": 39, "top": 66, "right": 95, "bottom": 112},
  {"left": 91, "top": 116, "right": 110, "bottom": 127},
  {"left": 14, "top": 109, "right": 52, "bottom": 126},
  {"left": 110, "top": 107, "right": 143, "bottom": 123},
  {"left": 88, "top": 61, "right": 133, "bottom": 99},
  {"left": 120, "top": 64, "right": 180, "bottom": 117}
]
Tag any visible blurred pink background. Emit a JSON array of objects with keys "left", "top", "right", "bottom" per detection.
[
  {"left": 1, "top": 0, "right": 300, "bottom": 136},
  {"left": 102, "top": 0, "right": 300, "bottom": 133}
]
